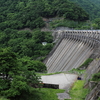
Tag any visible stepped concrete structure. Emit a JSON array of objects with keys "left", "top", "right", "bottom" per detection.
[
  {"left": 83, "top": 57, "right": 100, "bottom": 87},
  {"left": 44, "top": 30, "right": 100, "bottom": 73}
]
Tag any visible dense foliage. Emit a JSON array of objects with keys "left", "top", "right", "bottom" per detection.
[
  {"left": 69, "top": 0, "right": 100, "bottom": 19},
  {"left": 0, "top": 48, "right": 42, "bottom": 100},
  {"left": 50, "top": 18, "right": 92, "bottom": 29},
  {"left": 0, "top": 29, "right": 53, "bottom": 59},
  {"left": 21, "top": 57, "right": 46, "bottom": 72},
  {"left": 92, "top": 18, "right": 100, "bottom": 29},
  {"left": 90, "top": 0, "right": 100, "bottom": 8},
  {"left": 0, "top": 0, "right": 89, "bottom": 31}
]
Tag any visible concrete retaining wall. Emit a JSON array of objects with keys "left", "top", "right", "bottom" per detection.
[
  {"left": 83, "top": 58, "right": 100, "bottom": 86},
  {"left": 85, "top": 82, "right": 100, "bottom": 100}
]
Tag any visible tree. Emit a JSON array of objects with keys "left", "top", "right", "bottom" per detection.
[
  {"left": 0, "top": 48, "right": 17, "bottom": 79},
  {"left": 33, "top": 30, "right": 46, "bottom": 43},
  {"left": 94, "top": 18, "right": 100, "bottom": 29},
  {"left": 20, "top": 57, "right": 47, "bottom": 72},
  {"left": 0, "top": 48, "right": 41, "bottom": 100}
]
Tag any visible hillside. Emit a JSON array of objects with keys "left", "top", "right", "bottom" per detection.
[
  {"left": 69, "top": 0, "right": 100, "bottom": 19},
  {"left": 0, "top": 0, "right": 90, "bottom": 59},
  {"left": 0, "top": 0, "right": 89, "bottom": 31},
  {"left": 90, "top": 0, "right": 100, "bottom": 7}
]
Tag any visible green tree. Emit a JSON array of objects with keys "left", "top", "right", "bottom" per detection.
[
  {"left": 33, "top": 30, "right": 46, "bottom": 43},
  {"left": 20, "top": 57, "right": 47, "bottom": 72},
  {"left": 93, "top": 18, "right": 100, "bottom": 29},
  {"left": 0, "top": 48, "right": 41, "bottom": 100}
]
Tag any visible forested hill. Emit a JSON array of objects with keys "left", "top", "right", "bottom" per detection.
[
  {"left": 69, "top": 0, "right": 100, "bottom": 19},
  {"left": 90, "top": 0, "right": 100, "bottom": 8},
  {"left": 0, "top": 0, "right": 89, "bottom": 60},
  {"left": 0, "top": 0, "right": 89, "bottom": 31}
]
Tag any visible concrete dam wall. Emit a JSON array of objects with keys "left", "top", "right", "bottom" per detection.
[{"left": 44, "top": 30, "right": 100, "bottom": 73}]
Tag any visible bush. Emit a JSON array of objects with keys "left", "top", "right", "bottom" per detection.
[
  {"left": 80, "top": 58, "right": 93, "bottom": 68},
  {"left": 20, "top": 57, "right": 47, "bottom": 72},
  {"left": 91, "top": 72, "right": 100, "bottom": 82}
]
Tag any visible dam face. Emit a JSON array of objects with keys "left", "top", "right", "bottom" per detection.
[{"left": 44, "top": 30, "right": 100, "bottom": 73}]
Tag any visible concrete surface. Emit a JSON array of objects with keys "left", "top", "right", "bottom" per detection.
[
  {"left": 41, "top": 73, "right": 78, "bottom": 90},
  {"left": 57, "top": 93, "right": 71, "bottom": 100},
  {"left": 46, "top": 38, "right": 93, "bottom": 73}
]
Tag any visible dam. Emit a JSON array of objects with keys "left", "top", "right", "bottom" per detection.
[{"left": 44, "top": 30, "right": 100, "bottom": 73}]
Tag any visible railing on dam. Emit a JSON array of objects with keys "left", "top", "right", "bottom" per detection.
[{"left": 53, "top": 30, "right": 100, "bottom": 44}]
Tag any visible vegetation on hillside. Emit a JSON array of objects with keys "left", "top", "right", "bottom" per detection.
[
  {"left": 0, "top": 0, "right": 89, "bottom": 31},
  {"left": 90, "top": 0, "right": 100, "bottom": 8},
  {"left": 49, "top": 18, "right": 92, "bottom": 29},
  {"left": 0, "top": 0, "right": 90, "bottom": 60},
  {"left": 92, "top": 18, "right": 100, "bottom": 29},
  {"left": 0, "top": 29, "right": 53, "bottom": 59},
  {"left": 69, "top": 0, "right": 100, "bottom": 20}
]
